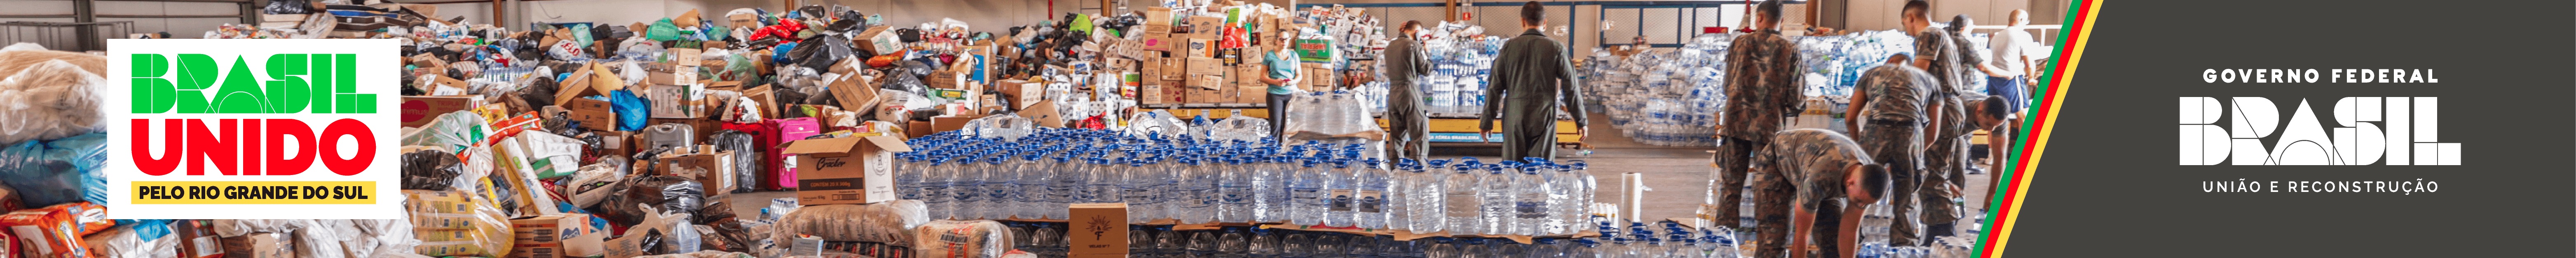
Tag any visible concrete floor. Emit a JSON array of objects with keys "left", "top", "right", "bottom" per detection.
[{"left": 723, "top": 114, "right": 1997, "bottom": 233}]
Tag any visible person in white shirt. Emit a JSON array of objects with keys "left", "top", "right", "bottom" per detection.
[{"left": 1986, "top": 9, "right": 2039, "bottom": 110}]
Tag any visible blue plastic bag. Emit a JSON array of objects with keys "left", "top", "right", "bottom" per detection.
[
  {"left": 610, "top": 90, "right": 651, "bottom": 131},
  {"left": 0, "top": 131, "right": 108, "bottom": 208}
]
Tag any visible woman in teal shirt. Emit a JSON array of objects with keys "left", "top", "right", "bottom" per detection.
[{"left": 1258, "top": 47, "right": 1301, "bottom": 138}]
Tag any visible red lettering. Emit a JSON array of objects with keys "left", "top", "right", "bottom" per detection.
[
  {"left": 265, "top": 119, "right": 315, "bottom": 176},
  {"left": 241, "top": 117, "right": 261, "bottom": 175},
  {"left": 320, "top": 118, "right": 373, "bottom": 176},
  {"left": 131, "top": 119, "right": 181, "bottom": 176},
  {"left": 185, "top": 119, "right": 237, "bottom": 175}
]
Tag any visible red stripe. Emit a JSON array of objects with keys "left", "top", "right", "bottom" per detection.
[{"left": 1981, "top": 0, "right": 2094, "bottom": 257}]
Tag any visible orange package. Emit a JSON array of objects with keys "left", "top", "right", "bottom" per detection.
[{"left": 0, "top": 202, "right": 113, "bottom": 258}]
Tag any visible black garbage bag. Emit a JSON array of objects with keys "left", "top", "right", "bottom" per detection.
[
  {"left": 520, "top": 77, "right": 560, "bottom": 107},
  {"left": 400, "top": 150, "right": 461, "bottom": 191},
  {"left": 786, "top": 34, "right": 852, "bottom": 69},
  {"left": 598, "top": 176, "right": 705, "bottom": 225},
  {"left": 706, "top": 130, "right": 760, "bottom": 194},
  {"left": 694, "top": 200, "right": 750, "bottom": 252}
]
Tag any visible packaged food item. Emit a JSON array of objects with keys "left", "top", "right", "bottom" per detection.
[
  {"left": 406, "top": 190, "right": 513, "bottom": 257},
  {"left": 218, "top": 232, "right": 293, "bottom": 258},
  {"left": 911, "top": 220, "right": 1010, "bottom": 258},
  {"left": 80, "top": 224, "right": 177, "bottom": 258},
  {"left": 0, "top": 202, "right": 112, "bottom": 258},
  {"left": 171, "top": 220, "right": 226, "bottom": 258},
  {"left": 773, "top": 200, "right": 923, "bottom": 245}
]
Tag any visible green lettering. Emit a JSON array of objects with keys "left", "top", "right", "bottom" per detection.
[
  {"left": 210, "top": 57, "right": 270, "bottom": 114},
  {"left": 265, "top": 54, "right": 309, "bottom": 113},
  {"left": 131, "top": 54, "right": 173, "bottom": 114},
  {"left": 331, "top": 54, "right": 367, "bottom": 113},
  {"left": 173, "top": 54, "right": 215, "bottom": 113},
  {"left": 309, "top": 53, "right": 335, "bottom": 114}
]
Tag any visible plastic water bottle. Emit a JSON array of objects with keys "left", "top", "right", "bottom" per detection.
[
  {"left": 1545, "top": 163, "right": 1587, "bottom": 236},
  {"left": 983, "top": 154, "right": 1015, "bottom": 219},
  {"left": 1481, "top": 163, "right": 1516, "bottom": 235},
  {"left": 1703, "top": 227, "right": 1740, "bottom": 258},
  {"left": 897, "top": 153, "right": 926, "bottom": 204},
  {"left": 1177, "top": 154, "right": 1219, "bottom": 224},
  {"left": 1219, "top": 154, "right": 1256, "bottom": 223},
  {"left": 1124, "top": 159, "right": 1164, "bottom": 223},
  {"left": 1569, "top": 239, "right": 1598, "bottom": 258},
  {"left": 1082, "top": 157, "right": 1123, "bottom": 205},
  {"left": 1324, "top": 160, "right": 1356, "bottom": 227},
  {"left": 1219, "top": 228, "right": 1252, "bottom": 258},
  {"left": 1257, "top": 154, "right": 1291, "bottom": 223},
  {"left": 1047, "top": 153, "right": 1085, "bottom": 220},
  {"left": 1288, "top": 158, "right": 1328, "bottom": 226},
  {"left": 922, "top": 157, "right": 956, "bottom": 219},
  {"left": 1356, "top": 159, "right": 1391, "bottom": 229},
  {"left": 1513, "top": 161, "right": 1552, "bottom": 236},
  {"left": 1444, "top": 159, "right": 1484, "bottom": 234},
  {"left": 953, "top": 151, "right": 987, "bottom": 219},
  {"left": 1019, "top": 150, "right": 1052, "bottom": 219},
  {"left": 1409, "top": 159, "right": 1449, "bottom": 234}
]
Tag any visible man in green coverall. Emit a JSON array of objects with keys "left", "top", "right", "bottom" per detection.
[{"left": 1479, "top": 1, "right": 1589, "bottom": 160}]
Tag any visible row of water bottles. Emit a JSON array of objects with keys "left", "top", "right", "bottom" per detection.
[
  {"left": 1582, "top": 219, "right": 1746, "bottom": 258},
  {"left": 893, "top": 127, "right": 1600, "bottom": 235}
]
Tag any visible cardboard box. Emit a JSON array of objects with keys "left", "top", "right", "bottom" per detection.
[
  {"left": 220, "top": 233, "right": 292, "bottom": 258},
  {"left": 827, "top": 73, "right": 883, "bottom": 113},
  {"left": 929, "top": 114, "right": 988, "bottom": 134},
  {"left": 781, "top": 135, "right": 911, "bottom": 205},
  {"left": 403, "top": 95, "right": 485, "bottom": 127},
  {"left": 661, "top": 150, "right": 737, "bottom": 194},
  {"left": 1185, "top": 17, "right": 1223, "bottom": 40},
  {"left": 906, "top": 121, "right": 932, "bottom": 138},
  {"left": 173, "top": 219, "right": 224, "bottom": 258},
  {"left": 671, "top": 48, "right": 703, "bottom": 66},
  {"left": 1144, "top": 7, "right": 1173, "bottom": 25},
  {"left": 1185, "top": 57, "right": 1222, "bottom": 76},
  {"left": 1020, "top": 100, "right": 1064, "bottom": 128},
  {"left": 509, "top": 214, "right": 606, "bottom": 258},
  {"left": 1140, "top": 36, "right": 1175, "bottom": 52},
  {"left": 1237, "top": 86, "right": 1268, "bottom": 104},
  {"left": 646, "top": 66, "right": 697, "bottom": 85},
  {"left": 853, "top": 26, "right": 904, "bottom": 56},
  {"left": 426, "top": 75, "right": 469, "bottom": 95},
  {"left": 1140, "top": 81, "right": 1172, "bottom": 104},
  {"left": 563, "top": 97, "right": 617, "bottom": 131},
  {"left": 1068, "top": 203, "right": 1130, "bottom": 254},
  {"left": 994, "top": 80, "right": 1043, "bottom": 109},
  {"left": 1189, "top": 75, "right": 1226, "bottom": 90},
  {"left": 728, "top": 12, "right": 758, "bottom": 27},
  {"left": 1184, "top": 39, "right": 1216, "bottom": 58}
]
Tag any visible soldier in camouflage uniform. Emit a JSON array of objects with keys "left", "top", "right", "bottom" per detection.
[
  {"left": 1749, "top": 129, "right": 1886, "bottom": 258},
  {"left": 1844, "top": 54, "right": 1935, "bottom": 249},
  {"left": 1923, "top": 94, "right": 2012, "bottom": 240},
  {"left": 1878, "top": 0, "right": 1959, "bottom": 246},
  {"left": 1711, "top": 0, "right": 1805, "bottom": 230}
]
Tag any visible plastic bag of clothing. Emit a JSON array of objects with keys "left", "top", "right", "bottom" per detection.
[
  {"left": 0, "top": 59, "right": 108, "bottom": 144},
  {"left": 82, "top": 223, "right": 178, "bottom": 258},
  {"left": 292, "top": 222, "right": 350, "bottom": 258},
  {"left": 705, "top": 130, "right": 760, "bottom": 193},
  {"left": 612, "top": 90, "right": 652, "bottom": 131},
  {"left": 405, "top": 190, "right": 513, "bottom": 257},
  {"left": 599, "top": 176, "right": 704, "bottom": 225},
  {"left": 401, "top": 149, "right": 462, "bottom": 190},
  {"left": 563, "top": 161, "right": 626, "bottom": 208},
  {"left": 649, "top": 18, "right": 684, "bottom": 41},
  {"left": 358, "top": 218, "right": 424, "bottom": 256},
  {"left": 0, "top": 131, "right": 105, "bottom": 208},
  {"left": 774, "top": 200, "right": 924, "bottom": 245},
  {"left": 912, "top": 220, "right": 1011, "bottom": 258},
  {"left": 520, "top": 77, "right": 561, "bottom": 107},
  {"left": 211, "top": 219, "right": 308, "bottom": 237}
]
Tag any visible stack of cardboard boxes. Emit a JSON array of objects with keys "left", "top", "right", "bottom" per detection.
[{"left": 1134, "top": 6, "right": 1323, "bottom": 105}]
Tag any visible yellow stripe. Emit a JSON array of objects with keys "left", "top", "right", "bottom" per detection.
[{"left": 1988, "top": 1, "right": 2100, "bottom": 256}]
